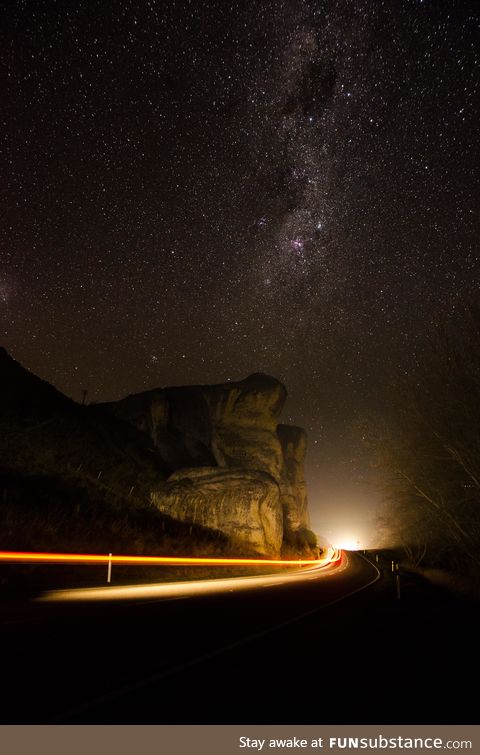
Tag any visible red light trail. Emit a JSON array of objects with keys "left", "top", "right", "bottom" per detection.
[{"left": 0, "top": 548, "right": 341, "bottom": 567}]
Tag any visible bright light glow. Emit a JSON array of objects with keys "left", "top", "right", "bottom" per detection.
[{"left": 332, "top": 537, "right": 361, "bottom": 551}]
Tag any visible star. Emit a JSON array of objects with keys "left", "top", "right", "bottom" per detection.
[
  {"left": 1, "top": 0, "right": 477, "bottom": 529},
  {"left": 290, "top": 237, "right": 305, "bottom": 252}
]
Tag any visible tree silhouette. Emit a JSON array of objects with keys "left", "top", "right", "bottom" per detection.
[{"left": 373, "top": 306, "right": 480, "bottom": 574}]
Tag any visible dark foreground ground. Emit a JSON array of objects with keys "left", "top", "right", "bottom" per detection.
[{"left": 0, "top": 553, "right": 478, "bottom": 723}]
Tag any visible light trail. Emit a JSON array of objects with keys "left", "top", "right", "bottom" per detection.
[
  {"left": 0, "top": 548, "right": 340, "bottom": 567},
  {"left": 38, "top": 549, "right": 344, "bottom": 602},
  {"left": 0, "top": 548, "right": 342, "bottom": 603}
]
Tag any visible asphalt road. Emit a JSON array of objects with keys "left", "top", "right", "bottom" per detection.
[{"left": 0, "top": 552, "right": 478, "bottom": 723}]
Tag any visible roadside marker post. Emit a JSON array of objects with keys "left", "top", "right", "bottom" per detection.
[
  {"left": 395, "top": 573, "right": 401, "bottom": 600},
  {"left": 107, "top": 552, "right": 112, "bottom": 583}
]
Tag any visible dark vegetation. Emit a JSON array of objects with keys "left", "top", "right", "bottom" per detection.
[
  {"left": 370, "top": 307, "right": 480, "bottom": 592},
  {"left": 0, "top": 468, "right": 238, "bottom": 556}
]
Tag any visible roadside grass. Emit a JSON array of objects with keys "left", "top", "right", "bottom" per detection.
[{"left": 0, "top": 468, "right": 311, "bottom": 598}]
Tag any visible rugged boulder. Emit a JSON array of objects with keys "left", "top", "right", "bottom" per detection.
[
  {"left": 277, "top": 424, "right": 310, "bottom": 535},
  {"left": 106, "top": 373, "right": 286, "bottom": 476},
  {"left": 0, "top": 348, "right": 315, "bottom": 558},
  {"left": 104, "top": 373, "right": 312, "bottom": 556},
  {"left": 152, "top": 467, "right": 283, "bottom": 557}
]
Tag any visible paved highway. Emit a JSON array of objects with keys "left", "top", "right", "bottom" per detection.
[
  {"left": 1, "top": 549, "right": 477, "bottom": 724},
  {"left": 0, "top": 550, "right": 382, "bottom": 723}
]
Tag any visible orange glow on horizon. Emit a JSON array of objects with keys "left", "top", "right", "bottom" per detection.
[{"left": 0, "top": 548, "right": 341, "bottom": 568}]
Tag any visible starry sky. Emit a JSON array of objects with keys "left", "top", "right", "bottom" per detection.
[{"left": 2, "top": 0, "right": 479, "bottom": 536}]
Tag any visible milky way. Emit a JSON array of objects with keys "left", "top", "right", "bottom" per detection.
[{"left": 1, "top": 0, "right": 479, "bottom": 524}]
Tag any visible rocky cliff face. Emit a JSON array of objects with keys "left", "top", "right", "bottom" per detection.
[
  {"left": 277, "top": 424, "right": 310, "bottom": 534},
  {"left": 151, "top": 468, "right": 283, "bottom": 556},
  {"left": 105, "top": 373, "right": 312, "bottom": 557}
]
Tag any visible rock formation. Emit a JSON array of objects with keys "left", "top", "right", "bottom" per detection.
[
  {"left": 105, "top": 373, "right": 312, "bottom": 557},
  {"left": 151, "top": 468, "right": 283, "bottom": 556},
  {"left": 0, "top": 348, "right": 315, "bottom": 558},
  {"left": 277, "top": 424, "right": 310, "bottom": 534}
]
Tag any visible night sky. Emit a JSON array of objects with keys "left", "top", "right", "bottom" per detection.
[{"left": 2, "top": 0, "right": 479, "bottom": 537}]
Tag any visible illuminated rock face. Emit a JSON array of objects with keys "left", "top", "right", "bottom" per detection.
[
  {"left": 277, "top": 424, "right": 310, "bottom": 535},
  {"left": 152, "top": 468, "right": 283, "bottom": 557},
  {"left": 106, "top": 373, "right": 310, "bottom": 556},
  {"left": 206, "top": 373, "right": 286, "bottom": 480}
]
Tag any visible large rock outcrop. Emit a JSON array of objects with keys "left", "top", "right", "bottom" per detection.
[
  {"left": 278, "top": 424, "right": 310, "bottom": 534},
  {"left": 151, "top": 468, "right": 283, "bottom": 557},
  {"left": 104, "top": 373, "right": 311, "bottom": 556},
  {"left": 0, "top": 348, "right": 315, "bottom": 559}
]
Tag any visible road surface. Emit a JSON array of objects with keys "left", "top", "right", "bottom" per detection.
[
  {"left": 0, "top": 550, "right": 383, "bottom": 723},
  {"left": 1, "top": 551, "right": 478, "bottom": 724}
]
